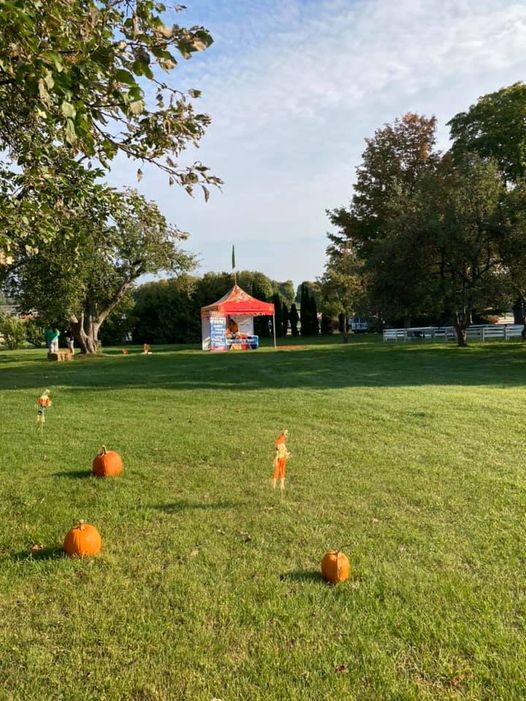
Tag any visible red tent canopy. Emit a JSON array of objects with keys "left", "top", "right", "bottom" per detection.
[{"left": 201, "top": 284, "right": 274, "bottom": 316}]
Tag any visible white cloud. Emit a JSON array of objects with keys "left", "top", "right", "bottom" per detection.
[{"left": 109, "top": 0, "right": 526, "bottom": 284}]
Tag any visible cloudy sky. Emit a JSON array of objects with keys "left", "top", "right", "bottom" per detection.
[{"left": 109, "top": 0, "right": 526, "bottom": 286}]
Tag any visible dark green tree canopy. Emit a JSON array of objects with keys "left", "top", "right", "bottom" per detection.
[
  {"left": 8, "top": 186, "right": 193, "bottom": 352},
  {"left": 329, "top": 113, "right": 438, "bottom": 256},
  {"left": 448, "top": 82, "right": 526, "bottom": 183}
]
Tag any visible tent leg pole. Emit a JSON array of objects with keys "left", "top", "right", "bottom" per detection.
[{"left": 273, "top": 313, "right": 277, "bottom": 349}]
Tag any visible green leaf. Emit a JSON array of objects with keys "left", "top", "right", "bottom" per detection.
[
  {"left": 44, "top": 70, "right": 54, "bottom": 90},
  {"left": 65, "top": 119, "right": 77, "bottom": 144},
  {"left": 114, "top": 69, "right": 136, "bottom": 86},
  {"left": 37, "top": 79, "right": 49, "bottom": 102},
  {"left": 61, "top": 101, "right": 76, "bottom": 118}
]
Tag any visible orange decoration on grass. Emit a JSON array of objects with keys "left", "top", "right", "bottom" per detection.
[
  {"left": 272, "top": 429, "right": 290, "bottom": 491},
  {"left": 321, "top": 549, "right": 350, "bottom": 584},
  {"left": 63, "top": 521, "right": 101, "bottom": 558},
  {"left": 92, "top": 446, "right": 123, "bottom": 477}
]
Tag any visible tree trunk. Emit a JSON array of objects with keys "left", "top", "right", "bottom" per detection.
[
  {"left": 453, "top": 310, "right": 470, "bottom": 347},
  {"left": 69, "top": 281, "right": 132, "bottom": 354},
  {"left": 342, "top": 310, "right": 349, "bottom": 343},
  {"left": 70, "top": 310, "right": 101, "bottom": 354},
  {"left": 512, "top": 297, "right": 524, "bottom": 325}
]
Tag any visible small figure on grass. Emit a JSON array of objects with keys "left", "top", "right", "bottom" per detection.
[
  {"left": 44, "top": 327, "right": 60, "bottom": 353},
  {"left": 36, "top": 389, "right": 52, "bottom": 432},
  {"left": 65, "top": 327, "right": 75, "bottom": 355},
  {"left": 272, "top": 429, "right": 291, "bottom": 491}
]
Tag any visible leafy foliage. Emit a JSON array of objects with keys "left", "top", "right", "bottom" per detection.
[
  {"left": 448, "top": 82, "right": 526, "bottom": 183},
  {"left": 289, "top": 303, "right": 299, "bottom": 336},
  {"left": 299, "top": 283, "right": 319, "bottom": 336},
  {"left": 24, "top": 318, "right": 46, "bottom": 348},
  {"left": 319, "top": 241, "right": 365, "bottom": 339},
  {"left": 329, "top": 113, "right": 438, "bottom": 257},
  {"left": 0, "top": 1, "right": 220, "bottom": 259},
  {"left": 8, "top": 187, "right": 193, "bottom": 352},
  {"left": 378, "top": 156, "right": 510, "bottom": 344},
  {"left": 0, "top": 1, "right": 217, "bottom": 182},
  {"left": 272, "top": 280, "right": 295, "bottom": 306},
  {"left": 324, "top": 105, "right": 524, "bottom": 344},
  {"left": 133, "top": 276, "right": 200, "bottom": 344},
  {"left": 0, "top": 314, "right": 26, "bottom": 350}
]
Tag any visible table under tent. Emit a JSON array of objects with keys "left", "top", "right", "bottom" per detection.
[{"left": 201, "top": 284, "right": 276, "bottom": 351}]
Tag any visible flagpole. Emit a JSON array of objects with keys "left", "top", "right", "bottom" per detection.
[{"left": 231, "top": 244, "right": 237, "bottom": 286}]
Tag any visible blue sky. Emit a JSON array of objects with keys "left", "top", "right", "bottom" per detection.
[{"left": 108, "top": 0, "right": 526, "bottom": 286}]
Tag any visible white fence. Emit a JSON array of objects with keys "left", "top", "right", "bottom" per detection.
[{"left": 383, "top": 324, "right": 523, "bottom": 342}]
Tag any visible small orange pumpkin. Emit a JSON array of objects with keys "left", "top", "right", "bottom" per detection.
[
  {"left": 63, "top": 521, "right": 102, "bottom": 557},
  {"left": 92, "top": 446, "right": 123, "bottom": 477},
  {"left": 321, "top": 549, "right": 350, "bottom": 584}
]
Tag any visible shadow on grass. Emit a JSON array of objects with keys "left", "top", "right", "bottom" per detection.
[
  {"left": 1, "top": 337, "right": 525, "bottom": 392},
  {"left": 52, "top": 470, "right": 92, "bottom": 479},
  {"left": 12, "top": 546, "right": 65, "bottom": 562},
  {"left": 280, "top": 569, "right": 325, "bottom": 583},
  {"left": 152, "top": 500, "right": 242, "bottom": 513}
]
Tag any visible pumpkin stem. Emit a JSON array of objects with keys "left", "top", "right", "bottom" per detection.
[
  {"left": 77, "top": 520, "right": 86, "bottom": 531},
  {"left": 100, "top": 446, "right": 107, "bottom": 455}
]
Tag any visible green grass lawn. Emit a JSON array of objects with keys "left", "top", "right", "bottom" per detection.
[{"left": 1, "top": 337, "right": 525, "bottom": 700}]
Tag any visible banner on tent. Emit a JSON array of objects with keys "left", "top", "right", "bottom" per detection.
[{"left": 210, "top": 313, "right": 227, "bottom": 351}]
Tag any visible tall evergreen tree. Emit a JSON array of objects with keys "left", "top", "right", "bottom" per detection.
[
  {"left": 281, "top": 301, "right": 289, "bottom": 337},
  {"left": 299, "top": 283, "right": 310, "bottom": 335},
  {"left": 271, "top": 293, "right": 284, "bottom": 337},
  {"left": 289, "top": 304, "right": 299, "bottom": 336},
  {"left": 309, "top": 293, "right": 319, "bottom": 335},
  {"left": 252, "top": 282, "right": 270, "bottom": 338}
]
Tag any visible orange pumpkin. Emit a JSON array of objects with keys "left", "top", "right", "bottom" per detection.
[
  {"left": 63, "top": 521, "right": 102, "bottom": 557},
  {"left": 92, "top": 446, "right": 123, "bottom": 477},
  {"left": 321, "top": 549, "right": 350, "bottom": 584}
]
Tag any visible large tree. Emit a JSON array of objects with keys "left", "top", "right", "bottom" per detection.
[
  {"left": 0, "top": 1, "right": 219, "bottom": 261},
  {"left": 326, "top": 113, "right": 438, "bottom": 327},
  {"left": 329, "top": 113, "right": 438, "bottom": 258},
  {"left": 499, "top": 179, "right": 526, "bottom": 337},
  {"left": 448, "top": 82, "right": 526, "bottom": 184},
  {"left": 272, "top": 280, "right": 295, "bottom": 306},
  {"left": 448, "top": 82, "right": 526, "bottom": 324},
  {"left": 9, "top": 188, "right": 193, "bottom": 353},
  {"left": 383, "top": 156, "right": 510, "bottom": 346},
  {"left": 319, "top": 241, "right": 365, "bottom": 342}
]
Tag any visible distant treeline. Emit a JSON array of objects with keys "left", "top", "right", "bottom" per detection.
[{"left": 101, "top": 271, "right": 324, "bottom": 345}]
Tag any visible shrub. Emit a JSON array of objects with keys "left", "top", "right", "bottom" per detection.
[
  {"left": 25, "top": 318, "right": 46, "bottom": 347},
  {"left": 0, "top": 314, "right": 27, "bottom": 350}
]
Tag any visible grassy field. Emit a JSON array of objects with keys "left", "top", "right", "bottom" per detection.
[{"left": 1, "top": 337, "right": 525, "bottom": 701}]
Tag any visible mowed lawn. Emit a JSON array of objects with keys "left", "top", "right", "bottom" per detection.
[{"left": 0, "top": 337, "right": 525, "bottom": 701}]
